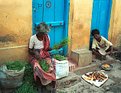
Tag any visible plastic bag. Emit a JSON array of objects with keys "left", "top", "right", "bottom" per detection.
[
  {"left": 0, "top": 65, "right": 25, "bottom": 88},
  {"left": 53, "top": 59, "right": 69, "bottom": 79}
]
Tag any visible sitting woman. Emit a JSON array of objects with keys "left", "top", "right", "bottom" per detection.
[
  {"left": 91, "top": 29, "right": 117, "bottom": 59},
  {"left": 28, "top": 22, "right": 56, "bottom": 93}
]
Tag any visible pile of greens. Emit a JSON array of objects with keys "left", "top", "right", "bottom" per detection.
[
  {"left": 53, "top": 54, "right": 66, "bottom": 61},
  {"left": 6, "top": 60, "right": 26, "bottom": 71},
  {"left": 15, "top": 63, "right": 37, "bottom": 93},
  {"left": 53, "top": 38, "right": 70, "bottom": 50},
  {"left": 5, "top": 61, "right": 37, "bottom": 93},
  {"left": 39, "top": 59, "right": 50, "bottom": 72}
]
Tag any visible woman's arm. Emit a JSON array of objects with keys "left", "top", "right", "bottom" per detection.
[
  {"left": 28, "top": 48, "right": 41, "bottom": 60},
  {"left": 28, "top": 35, "right": 42, "bottom": 60},
  {"left": 28, "top": 48, "right": 35, "bottom": 55}
]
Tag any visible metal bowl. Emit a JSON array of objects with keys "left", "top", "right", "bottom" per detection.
[{"left": 100, "top": 63, "right": 113, "bottom": 71}]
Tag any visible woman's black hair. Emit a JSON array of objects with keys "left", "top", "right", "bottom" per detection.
[
  {"left": 91, "top": 29, "right": 100, "bottom": 36},
  {"left": 34, "top": 22, "right": 50, "bottom": 33},
  {"left": 34, "top": 24, "right": 40, "bottom": 31}
]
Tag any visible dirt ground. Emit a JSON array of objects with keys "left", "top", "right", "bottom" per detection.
[
  {"left": 57, "top": 56, "right": 121, "bottom": 93},
  {"left": 1, "top": 56, "right": 121, "bottom": 93}
]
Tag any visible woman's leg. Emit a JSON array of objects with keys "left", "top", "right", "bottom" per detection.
[
  {"left": 36, "top": 76, "right": 47, "bottom": 93},
  {"left": 51, "top": 81, "right": 56, "bottom": 93}
]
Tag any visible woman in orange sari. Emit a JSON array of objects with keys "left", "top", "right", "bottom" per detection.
[{"left": 28, "top": 22, "right": 56, "bottom": 93}]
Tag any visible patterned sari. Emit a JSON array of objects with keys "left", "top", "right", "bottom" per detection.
[{"left": 29, "top": 34, "right": 56, "bottom": 85}]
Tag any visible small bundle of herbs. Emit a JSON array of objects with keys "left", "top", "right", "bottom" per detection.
[
  {"left": 15, "top": 82, "right": 37, "bottom": 93},
  {"left": 53, "top": 38, "right": 70, "bottom": 50},
  {"left": 53, "top": 54, "right": 66, "bottom": 61},
  {"left": 15, "top": 63, "right": 37, "bottom": 93},
  {"left": 6, "top": 60, "right": 25, "bottom": 71},
  {"left": 39, "top": 59, "right": 50, "bottom": 72}
]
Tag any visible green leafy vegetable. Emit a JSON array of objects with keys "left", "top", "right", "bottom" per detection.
[
  {"left": 39, "top": 59, "right": 50, "bottom": 72},
  {"left": 53, "top": 44, "right": 61, "bottom": 50},
  {"left": 6, "top": 60, "right": 25, "bottom": 71},
  {"left": 15, "top": 63, "right": 37, "bottom": 93},
  {"left": 53, "top": 38, "right": 70, "bottom": 50},
  {"left": 53, "top": 54, "right": 66, "bottom": 61}
]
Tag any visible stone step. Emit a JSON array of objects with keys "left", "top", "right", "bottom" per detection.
[{"left": 56, "top": 73, "right": 81, "bottom": 89}]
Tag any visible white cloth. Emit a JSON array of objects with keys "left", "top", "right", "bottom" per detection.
[
  {"left": 92, "top": 36, "right": 113, "bottom": 51},
  {"left": 29, "top": 35, "right": 44, "bottom": 49}
]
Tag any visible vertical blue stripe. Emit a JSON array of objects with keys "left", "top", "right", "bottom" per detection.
[{"left": 90, "top": 0, "right": 112, "bottom": 49}]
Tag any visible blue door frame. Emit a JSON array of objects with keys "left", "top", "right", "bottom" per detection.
[
  {"left": 90, "top": 0, "right": 112, "bottom": 49},
  {"left": 32, "top": 0, "right": 70, "bottom": 55}
]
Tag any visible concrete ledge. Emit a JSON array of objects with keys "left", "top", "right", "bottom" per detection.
[
  {"left": 74, "top": 58, "right": 117, "bottom": 75},
  {"left": 70, "top": 49, "right": 92, "bottom": 67},
  {"left": 0, "top": 45, "right": 28, "bottom": 64}
]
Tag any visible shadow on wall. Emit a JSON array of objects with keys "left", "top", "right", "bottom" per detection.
[
  {"left": 0, "top": 34, "right": 17, "bottom": 48},
  {"left": 0, "top": 34, "right": 15, "bottom": 42},
  {"left": 0, "top": 23, "right": 31, "bottom": 48}
]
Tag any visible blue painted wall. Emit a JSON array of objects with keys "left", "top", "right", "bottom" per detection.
[
  {"left": 91, "top": 0, "right": 112, "bottom": 38},
  {"left": 90, "top": 0, "right": 112, "bottom": 49}
]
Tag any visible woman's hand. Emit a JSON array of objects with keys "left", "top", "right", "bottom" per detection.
[
  {"left": 34, "top": 51, "right": 41, "bottom": 60},
  {"left": 28, "top": 48, "right": 35, "bottom": 55},
  {"left": 48, "top": 47, "right": 52, "bottom": 51}
]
